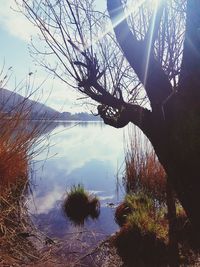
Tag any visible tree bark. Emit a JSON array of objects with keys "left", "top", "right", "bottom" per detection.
[
  {"left": 148, "top": 100, "right": 200, "bottom": 242},
  {"left": 166, "top": 179, "right": 179, "bottom": 267}
]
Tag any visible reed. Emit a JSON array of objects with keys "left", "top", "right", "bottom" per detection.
[
  {"left": 124, "top": 127, "right": 166, "bottom": 201},
  {"left": 0, "top": 71, "right": 53, "bottom": 265}
]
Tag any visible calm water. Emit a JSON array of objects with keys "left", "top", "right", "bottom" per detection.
[{"left": 28, "top": 121, "right": 126, "bottom": 240}]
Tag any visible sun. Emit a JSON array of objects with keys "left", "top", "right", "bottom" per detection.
[{"left": 152, "top": 0, "right": 164, "bottom": 9}]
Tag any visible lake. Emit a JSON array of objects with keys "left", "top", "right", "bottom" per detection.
[{"left": 28, "top": 121, "right": 127, "bottom": 242}]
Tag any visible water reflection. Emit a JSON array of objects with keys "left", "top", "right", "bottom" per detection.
[{"left": 29, "top": 121, "right": 125, "bottom": 238}]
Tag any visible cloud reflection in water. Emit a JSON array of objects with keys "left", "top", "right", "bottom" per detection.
[{"left": 29, "top": 122, "right": 126, "bottom": 237}]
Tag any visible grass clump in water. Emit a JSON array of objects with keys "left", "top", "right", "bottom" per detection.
[
  {"left": 113, "top": 192, "right": 169, "bottom": 266},
  {"left": 63, "top": 184, "right": 100, "bottom": 225}
]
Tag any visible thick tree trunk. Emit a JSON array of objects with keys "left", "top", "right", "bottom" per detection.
[
  {"left": 166, "top": 162, "right": 200, "bottom": 244},
  {"left": 166, "top": 179, "right": 179, "bottom": 267},
  {"left": 106, "top": 0, "right": 200, "bottom": 241},
  {"left": 148, "top": 100, "right": 200, "bottom": 243}
]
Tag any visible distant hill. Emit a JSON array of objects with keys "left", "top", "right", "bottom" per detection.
[
  {"left": 0, "top": 88, "right": 100, "bottom": 121},
  {"left": 59, "top": 111, "right": 101, "bottom": 121}
]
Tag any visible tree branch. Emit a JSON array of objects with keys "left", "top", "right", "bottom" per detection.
[
  {"left": 97, "top": 102, "right": 152, "bottom": 135},
  {"left": 72, "top": 42, "right": 153, "bottom": 132},
  {"left": 77, "top": 72, "right": 152, "bottom": 133},
  {"left": 107, "top": 0, "right": 172, "bottom": 109},
  {"left": 144, "top": 0, "right": 165, "bottom": 49},
  {"left": 179, "top": 0, "right": 200, "bottom": 95}
]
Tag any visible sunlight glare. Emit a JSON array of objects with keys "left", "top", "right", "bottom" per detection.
[
  {"left": 152, "top": 0, "right": 161, "bottom": 8},
  {"left": 84, "top": 0, "right": 146, "bottom": 50},
  {"left": 144, "top": 0, "right": 161, "bottom": 87},
  {"left": 83, "top": 0, "right": 162, "bottom": 91}
]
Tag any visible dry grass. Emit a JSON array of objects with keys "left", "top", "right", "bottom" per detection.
[
  {"left": 0, "top": 179, "right": 40, "bottom": 266},
  {"left": 0, "top": 113, "right": 41, "bottom": 265},
  {"left": 0, "top": 116, "right": 28, "bottom": 191},
  {"left": 124, "top": 127, "right": 166, "bottom": 201},
  {"left": 0, "top": 78, "right": 54, "bottom": 265},
  {"left": 0, "top": 113, "right": 52, "bottom": 191}
]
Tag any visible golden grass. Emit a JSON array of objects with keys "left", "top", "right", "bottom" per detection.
[
  {"left": 0, "top": 87, "right": 51, "bottom": 265},
  {"left": 0, "top": 180, "right": 40, "bottom": 266},
  {"left": 0, "top": 112, "right": 35, "bottom": 192},
  {"left": 0, "top": 112, "right": 37, "bottom": 265},
  {"left": 124, "top": 127, "right": 166, "bottom": 201}
]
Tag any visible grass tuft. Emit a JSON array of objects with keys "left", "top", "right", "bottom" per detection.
[
  {"left": 115, "top": 192, "right": 168, "bottom": 241},
  {"left": 63, "top": 184, "right": 100, "bottom": 225}
]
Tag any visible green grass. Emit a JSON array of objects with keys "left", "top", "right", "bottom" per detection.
[
  {"left": 67, "top": 184, "right": 89, "bottom": 198},
  {"left": 113, "top": 192, "right": 169, "bottom": 265},
  {"left": 115, "top": 192, "right": 168, "bottom": 241}
]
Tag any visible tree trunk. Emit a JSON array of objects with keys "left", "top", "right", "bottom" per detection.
[
  {"left": 106, "top": 0, "right": 200, "bottom": 241},
  {"left": 166, "top": 179, "right": 179, "bottom": 267},
  {"left": 148, "top": 99, "right": 200, "bottom": 243}
]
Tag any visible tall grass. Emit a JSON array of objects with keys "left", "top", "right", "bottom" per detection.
[
  {"left": 124, "top": 127, "right": 166, "bottom": 201},
  {"left": 0, "top": 111, "right": 46, "bottom": 192},
  {"left": 0, "top": 113, "right": 39, "bottom": 264},
  {"left": 0, "top": 70, "right": 54, "bottom": 265}
]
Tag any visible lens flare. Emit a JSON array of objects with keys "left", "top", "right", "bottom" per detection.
[
  {"left": 84, "top": 0, "right": 162, "bottom": 91},
  {"left": 144, "top": 0, "right": 160, "bottom": 87},
  {"left": 84, "top": 0, "right": 146, "bottom": 50}
]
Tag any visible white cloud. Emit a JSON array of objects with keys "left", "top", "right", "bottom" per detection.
[
  {"left": 0, "top": 0, "right": 37, "bottom": 42},
  {"left": 0, "top": 1, "right": 96, "bottom": 112},
  {"left": 24, "top": 73, "right": 89, "bottom": 112},
  {"left": 36, "top": 123, "right": 125, "bottom": 176},
  {"left": 99, "top": 195, "right": 114, "bottom": 201},
  {"left": 30, "top": 186, "right": 63, "bottom": 214},
  {"left": 32, "top": 75, "right": 85, "bottom": 113}
]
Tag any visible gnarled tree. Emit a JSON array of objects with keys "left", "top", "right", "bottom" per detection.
[{"left": 19, "top": 0, "right": 200, "bottom": 238}]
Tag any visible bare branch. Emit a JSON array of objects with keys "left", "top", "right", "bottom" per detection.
[
  {"left": 107, "top": 0, "right": 172, "bottom": 109},
  {"left": 179, "top": 0, "right": 200, "bottom": 93}
]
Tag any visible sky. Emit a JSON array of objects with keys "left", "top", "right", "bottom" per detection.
[{"left": 0, "top": 0, "right": 106, "bottom": 113}]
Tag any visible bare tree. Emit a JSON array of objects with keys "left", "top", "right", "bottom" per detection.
[{"left": 18, "top": 0, "right": 200, "bottom": 240}]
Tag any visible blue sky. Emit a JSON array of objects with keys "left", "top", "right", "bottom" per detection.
[{"left": 0, "top": 0, "right": 106, "bottom": 113}]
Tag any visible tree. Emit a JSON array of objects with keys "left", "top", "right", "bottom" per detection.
[{"left": 20, "top": 0, "right": 200, "bottom": 239}]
